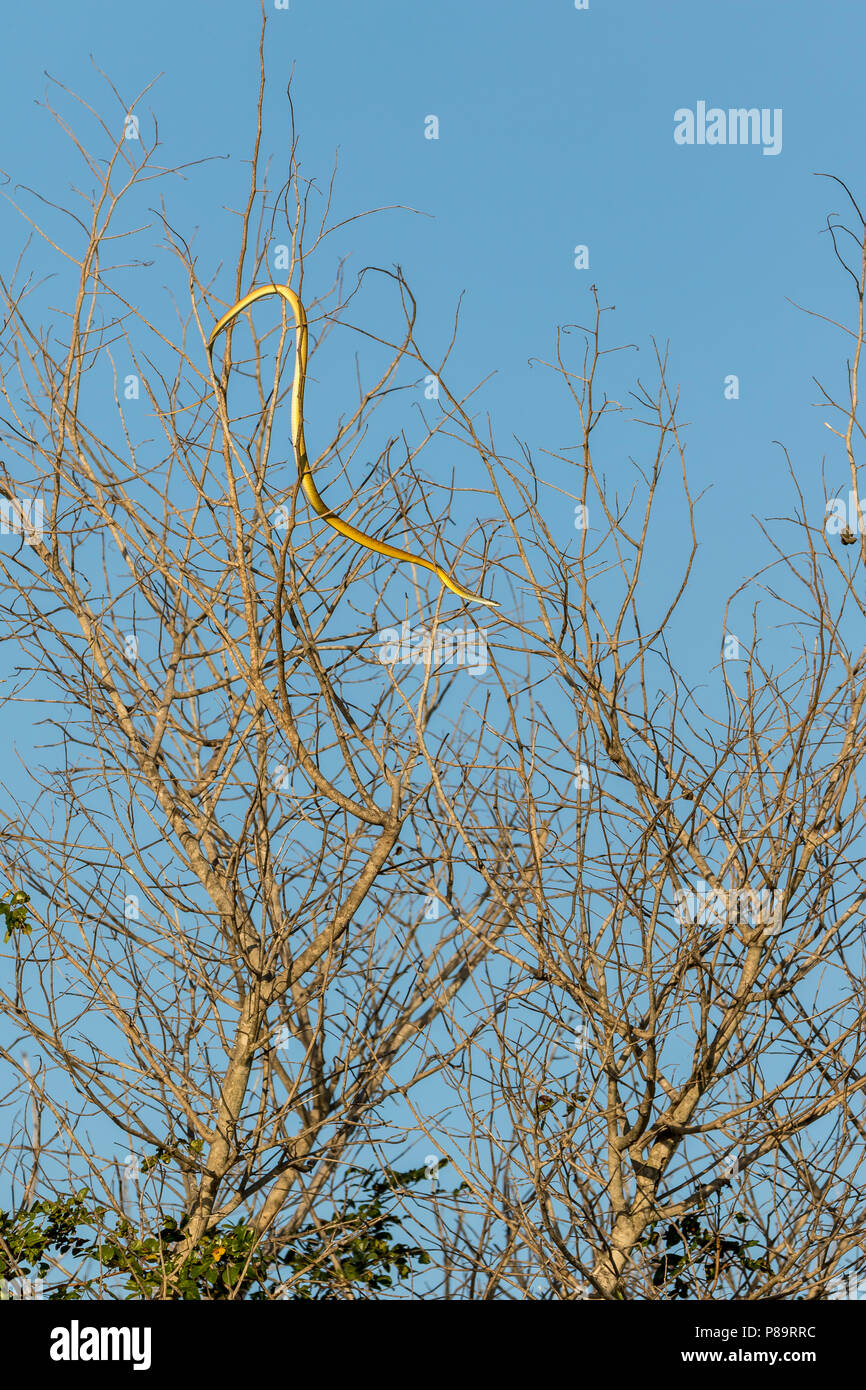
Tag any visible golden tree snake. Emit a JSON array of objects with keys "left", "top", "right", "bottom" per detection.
[{"left": 207, "top": 284, "right": 498, "bottom": 608}]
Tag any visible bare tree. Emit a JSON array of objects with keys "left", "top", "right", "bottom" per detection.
[
  {"left": 2, "top": 22, "right": 865, "bottom": 1304},
  {"left": 408, "top": 181, "right": 866, "bottom": 1300},
  {"left": 0, "top": 46, "right": 537, "bottom": 1298}
]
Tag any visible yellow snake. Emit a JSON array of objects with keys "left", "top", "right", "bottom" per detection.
[{"left": 207, "top": 284, "right": 498, "bottom": 608}]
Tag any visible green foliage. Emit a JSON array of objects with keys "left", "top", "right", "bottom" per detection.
[
  {"left": 0, "top": 1192, "right": 100, "bottom": 1299},
  {"left": 0, "top": 1161, "right": 443, "bottom": 1300},
  {"left": 262, "top": 1162, "right": 442, "bottom": 1301},
  {"left": 636, "top": 1211, "right": 768, "bottom": 1298},
  {"left": 0, "top": 890, "right": 30, "bottom": 944}
]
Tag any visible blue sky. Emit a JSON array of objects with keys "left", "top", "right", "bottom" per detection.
[
  {"left": 2, "top": 0, "right": 861, "bottom": 650},
  {"left": 1, "top": 0, "right": 864, "bottom": 1285}
]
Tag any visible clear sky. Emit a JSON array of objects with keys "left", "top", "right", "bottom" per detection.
[{"left": 1, "top": 0, "right": 863, "bottom": 1277}]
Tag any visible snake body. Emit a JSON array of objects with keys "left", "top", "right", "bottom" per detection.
[{"left": 208, "top": 284, "right": 497, "bottom": 608}]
